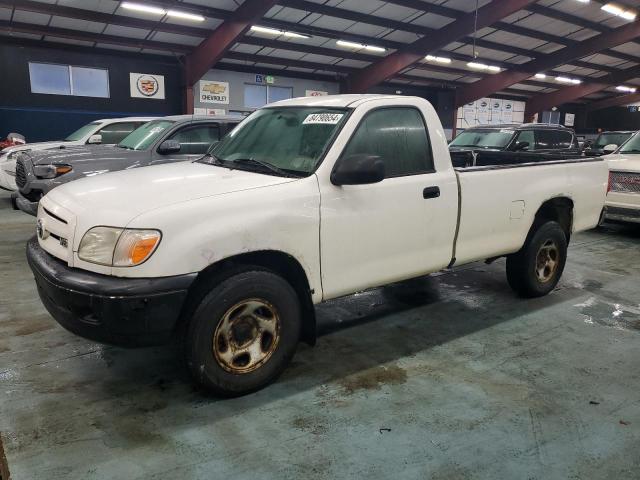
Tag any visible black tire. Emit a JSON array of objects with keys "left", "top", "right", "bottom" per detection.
[
  {"left": 185, "top": 267, "right": 301, "bottom": 396},
  {"left": 506, "top": 221, "right": 568, "bottom": 298}
]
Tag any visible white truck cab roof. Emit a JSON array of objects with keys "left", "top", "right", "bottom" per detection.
[{"left": 268, "top": 94, "right": 413, "bottom": 109}]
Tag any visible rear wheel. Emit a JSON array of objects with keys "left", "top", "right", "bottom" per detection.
[
  {"left": 185, "top": 268, "right": 301, "bottom": 396},
  {"left": 506, "top": 221, "right": 568, "bottom": 298}
]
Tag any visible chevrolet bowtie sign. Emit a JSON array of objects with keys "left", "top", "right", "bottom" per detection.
[
  {"left": 199, "top": 80, "right": 230, "bottom": 104},
  {"left": 130, "top": 73, "right": 165, "bottom": 100}
]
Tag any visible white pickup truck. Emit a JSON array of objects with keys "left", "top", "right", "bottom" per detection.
[{"left": 27, "top": 95, "right": 607, "bottom": 396}]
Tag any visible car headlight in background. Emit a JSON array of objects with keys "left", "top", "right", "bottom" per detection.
[
  {"left": 78, "top": 227, "right": 161, "bottom": 266},
  {"left": 33, "top": 164, "right": 72, "bottom": 179}
]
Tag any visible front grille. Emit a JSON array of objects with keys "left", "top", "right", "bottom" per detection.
[
  {"left": 15, "top": 159, "right": 27, "bottom": 188},
  {"left": 610, "top": 171, "right": 640, "bottom": 194}
]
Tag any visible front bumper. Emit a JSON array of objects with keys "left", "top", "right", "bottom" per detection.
[
  {"left": 26, "top": 237, "right": 197, "bottom": 347},
  {"left": 602, "top": 206, "right": 640, "bottom": 224},
  {"left": 15, "top": 194, "right": 38, "bottom": 215}
]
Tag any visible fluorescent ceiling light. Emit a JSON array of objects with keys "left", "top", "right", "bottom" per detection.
[
  {"left": 467, "top": 62, "right": 500, "bottom": 72},
  {"left": 616, "top": 85, "right": 637, "bottom": 93},
  {"left": 556, "top": 76, "right": 581, "bottom": 84},
  {"left": 250, "top": 25, "right": 310, "bottom": 38},
  {"left": 535, "top": 73, "right": 547, "bottom": 79},
  {"left": 337, "top": 40, "right": 385, "bottom": 52},
  {"left": 166, "top": 10, "right": 205, "bottom": 22},
  {"left": 121, "top": 2, "right": 165, "bottom": 15},
  {"left": 575, "top": 0, "right": 590, "bottom": 3},
  {"left": 601, "top": 3, "right": 637, "bottom": 21},
  {"left": 425, "top": 55, "right": 452, "bottom": 64}
]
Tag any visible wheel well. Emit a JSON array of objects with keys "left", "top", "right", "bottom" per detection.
[
  {"left": 178, "top": 251, "right": 317, "bottom": 345},
  {"left": 533, "top": 197, "right": 574, "bottom": 242}
]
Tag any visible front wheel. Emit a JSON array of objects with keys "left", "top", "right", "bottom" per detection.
[
  {"left": 185, "top": 268, "right": 301, "bottom": 396},
  {"left": 506, "top": 221, "right": 568, "bottom": 298}
]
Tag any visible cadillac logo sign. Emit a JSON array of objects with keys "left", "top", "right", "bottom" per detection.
[
  {"left": 137, "top": 75, "right": 159, "bottom": 97},
  {"left": 36, "top": 218, "right": 49, "bottom": 240},
  {"left": 130, "top": 73, "right": 165, "bottom": 100}
]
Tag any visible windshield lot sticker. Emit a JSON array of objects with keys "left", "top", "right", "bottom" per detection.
[{"left": 303, "top": 113, "right": 344, "bottom": 125}]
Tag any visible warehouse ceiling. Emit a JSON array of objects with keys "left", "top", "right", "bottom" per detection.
[{"left": 1, "top": 0, "right": 640, "bottom": 110}]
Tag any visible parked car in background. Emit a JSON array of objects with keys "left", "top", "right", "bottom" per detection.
[
  {"left": 26, "top": 95, "right": 607, "bottom": 395},
  {"left": 449, "top": 124, "right": 581, "bottom": 167},
  {"left": 0, "top": 117, "right": 154, "bottom": 191},
  {"left": 0, "top": 133, "right": 26, "bottom": 151},
  {"left": 601, "top": 131, "right": 640, "bottom": 225},
  {"left": 583, "top": 131, "right": 636, "bottom": 157},
  {"left": 14, "top": 115, "right": 240, "bottom": 215}
]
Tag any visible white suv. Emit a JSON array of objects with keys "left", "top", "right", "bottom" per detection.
[{"left": 0, "top": 117, "right": 155, "bottom": 191}]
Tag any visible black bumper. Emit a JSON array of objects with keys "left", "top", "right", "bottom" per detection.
[
  {"left": 26, "top": 237, "right": 197, "bottom": 347},
  {"left": 603, "top": 206, "right": 640, "bottom": 224}
]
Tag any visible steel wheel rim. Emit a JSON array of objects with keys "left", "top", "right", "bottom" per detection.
[
  {"left": 213, "top": 298, "right": 281, "bottom": 374},
  {"left": 535, "top": 239, "right": 559, "bottom": 283}
]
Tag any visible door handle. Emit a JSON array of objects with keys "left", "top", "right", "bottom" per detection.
[{"left": 423, "top": 186, "right": 440, "bottom": 199}]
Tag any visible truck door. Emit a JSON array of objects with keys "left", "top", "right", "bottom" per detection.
[{"left": 318, "top": 106, "right": 459, "bottom": 300}]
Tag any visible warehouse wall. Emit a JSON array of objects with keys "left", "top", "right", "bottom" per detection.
[
  {"left": 586, "top": 106, "right": 640, "bottom": 131},
  {"left": 0, "top": 42, "right": 182, "bottom": 142},
  {"left": 194, "top": 69, "right": 340, "bottom": 115}
]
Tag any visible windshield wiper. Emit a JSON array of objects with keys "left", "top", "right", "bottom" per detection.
[
  {"left": 196, "top": 153, "right": 228, "bottom": 167},
  {"left": 231, "top": 158, "right": 297, "bottom": 177}
]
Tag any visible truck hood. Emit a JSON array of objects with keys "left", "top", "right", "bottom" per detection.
[
  {"left": 607, "top": 153, "right": 640, "bottom": 173},
  {"left": 25, "top": 144, "right": 121, "bottom": 166},
  {"left": 1, "top": 140, "right": 80, "bottom": 156},
  {"left": 45, "top": 161, "right": 298, "bottom": 226}
]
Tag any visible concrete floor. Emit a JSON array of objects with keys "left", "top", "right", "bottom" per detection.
[{"left": 0, "top": 189, "right": 639, "bottom": 480}]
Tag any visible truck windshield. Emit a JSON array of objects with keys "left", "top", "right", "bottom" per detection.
[
  {"left": 618, "top": 132, "right": 640, "bottom": 154},
  {"left": 118, "top": 120, "right": 174, "bottom": 151},
  {"left": 593, "top": 132, "right": 633, "bottom": 148},
  {"left": 64, "top": 122, "right": 101, "bottom": 142},
  {"left": 206, "top": 107, "right": 349, "bottom": 176},
  {"left": 450, "top": 129, "right": 515, "bottom": 149}
]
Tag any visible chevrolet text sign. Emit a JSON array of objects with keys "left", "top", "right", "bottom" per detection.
[{"left": 199, "top": 80, "right": 229, "bottom": 104}]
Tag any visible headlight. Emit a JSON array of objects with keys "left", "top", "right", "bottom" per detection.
[
  {"left": 33, "top": 164, "right": 72, "bottom": 179},
  {"left": 78, "top": 227, "right": 161, "bottom": 267}
]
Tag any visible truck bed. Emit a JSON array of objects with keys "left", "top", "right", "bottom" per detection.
[
  {"left": 451, "top": 153, "right": 607, "bottom": 266},
  {"left": 450, "top": 150, "right": 592, "bottom": 169}
]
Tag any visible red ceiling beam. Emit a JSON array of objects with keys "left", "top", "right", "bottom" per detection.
[
  {"left": 184, "top": 0, "right": 277, "bottom": 86},
  {"left": 0, "top": 19, "right": 191, "bottom": 53},
  {"left": 524, "top": 64, "right": 640, "bottom": 120},
  {"left": 343, "top": 0, "right": 537, "bottom": 93},
  {"left": 586, "top": 92, "right": 640, "bottom": 112},
  {"left": 456, "top": 19, "right": 640, "bottom": 108}
]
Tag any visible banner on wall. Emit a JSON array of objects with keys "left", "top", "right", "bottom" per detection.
[
  {"left": 130, "top": 73, "right": 165, "bottom": 99},
  {"left": 565, "top": 113, "right": 575, "bottom": 127},
  {"left": 456, "top": 98, "right": 525, "bottom": 129},
  {"left": 305, "top": 90, "right": 329, "bottom": 97},
  {"left": 199, "top": 80, "right": 230, "bottom": 104}
]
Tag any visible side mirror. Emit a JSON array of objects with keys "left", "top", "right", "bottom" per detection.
[
  {"left": 331, "top": 154, "right": 385, "bottom": 186},
  {"left": 87, "top": 134, "right": 102, "bottom": 144},
  {"left": 158, "top": 139, "right": 181, "bottom": 154},
  {"left": 602, "top": 144, "right": 618, "bottom": 154},
  {"left": 583, "top": 140, "right": 593, "bottom": 149},
  {"left": 513, "top": 141, "right": 529, "bottom": 151}
]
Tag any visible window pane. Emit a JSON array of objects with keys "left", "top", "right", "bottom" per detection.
[
  {"left": 169, "top": 125, "right": 220, "bottom": 154},
  {"left": 118, "top": 120, "right": 175, "bottom": 151},
  {"left": 29, "top": 63, "right": 71, "bottom": 95},
  {"left": 268, "top": 86, "right": 293, "bottom": 104},
  {"left": 244, "top": 84, "right": 267, "bottom": 109},
  {"left": 341, "top": 108, "right": 434, "bottom": 177},
  {"left": 515, "top": 130, "right": 535, "bottom": 150},
  {"left": 535, "top": 130, "right": 556, "bottom": 149},
  {"left": 557, "top": 131, "right": 573, "bottom": 149},
  {"left": 71, "top": 66, "right": 109, "bottom": 98},
  {"left": 98, "top": 122, "right": 143, "bottom": 144}
]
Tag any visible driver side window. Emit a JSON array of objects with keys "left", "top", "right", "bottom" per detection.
[
  {"left": 340, "top": 107, "right": 434, "bottom": 178},
  {"left": 168, "top": 124, "right": 220, "bottom": 155},
  {"left": 514, "top": 130, "right": 535, "bottom": 150}
]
